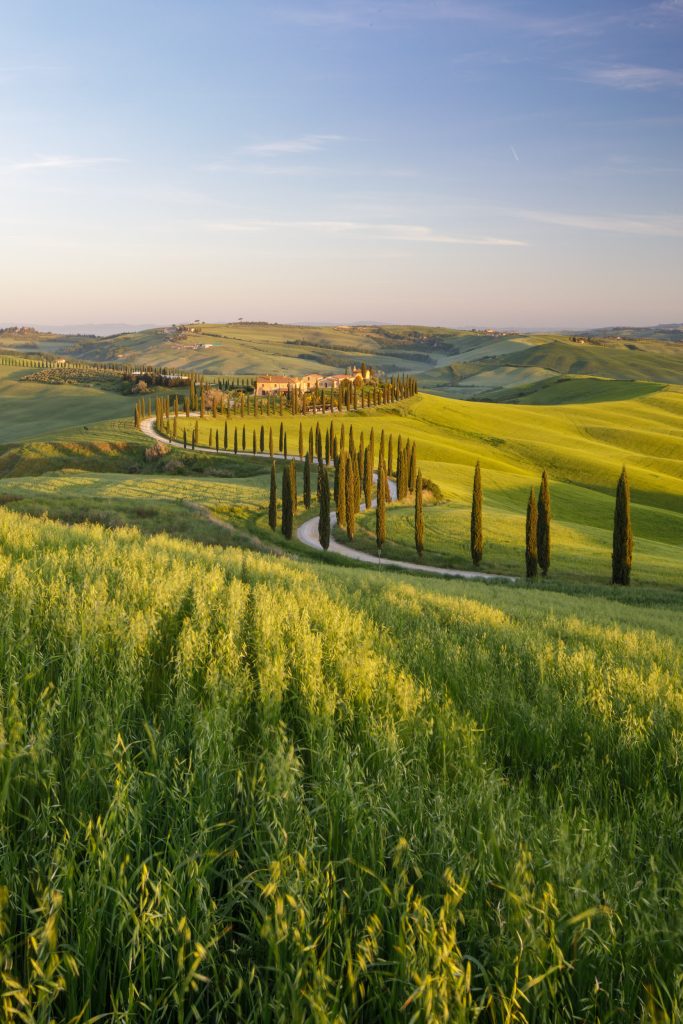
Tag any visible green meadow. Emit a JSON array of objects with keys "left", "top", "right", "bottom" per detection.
[
  {"left": 0, "top": 362, "right": 138, "bottom": 443},
  {"left": 0, "top": 329, "right": 682, "bottom": 1019},
  {"left": 167, "top": 385, "right": 683, "bottom": 590},
  {"left": 0, "top": 508, "right": 681, "bottom": 1021}
]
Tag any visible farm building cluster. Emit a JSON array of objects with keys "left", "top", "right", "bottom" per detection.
[{"left": 255, "top": 366, "right": 371, "bottom": 397}]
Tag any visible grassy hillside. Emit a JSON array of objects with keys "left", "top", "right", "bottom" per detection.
[
  {"left": 420, "top": 334, "right": 683, "bottom": 401},
  {"left": 0, "top": 507, "right": 681, "bottom": 1021},
  {"left": 1, "top": 323, "right": 532, "bottom": 377},
  {"left": 165, "top": 387, "right": 683, "bottom": 589},
  {"left": 0, "top": 363, "right": 138, "bottom": 443}
]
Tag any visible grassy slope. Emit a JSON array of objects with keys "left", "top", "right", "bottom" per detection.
[
  {"left": 0, "top": 507, "right": 681, "bottom": 1021},
  {"left": 0, "top": 363, "right": 138, "bottom": 443},
  {"left": 167, "top": 387, "right": 683, "bottom": 588},
  {"left": 2, "top": 323, "right": 531, "bottom": 376}
]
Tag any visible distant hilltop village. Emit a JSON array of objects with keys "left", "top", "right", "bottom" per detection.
[{"left": 255, "top": 365, "right": 372, "bottom": 397}]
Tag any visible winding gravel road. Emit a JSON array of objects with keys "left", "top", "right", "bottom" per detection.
[{"left": 140, "top": 416, "right": 516, "bottom": 583}]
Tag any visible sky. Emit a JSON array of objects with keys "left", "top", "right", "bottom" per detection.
[{"left": 1, "top": 0, "right": 682, "bottom": 329}]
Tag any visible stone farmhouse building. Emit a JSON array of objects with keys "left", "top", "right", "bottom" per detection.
[{"left": 255, "top": 366, "right": 371, "bottom": 397}]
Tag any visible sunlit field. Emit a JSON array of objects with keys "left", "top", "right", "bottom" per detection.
[{"left": 0, "top": 507, "right": 681, "bottom": 1020}]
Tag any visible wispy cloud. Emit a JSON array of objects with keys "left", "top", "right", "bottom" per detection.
[
  {"left": 5, "top": 155, "right": 125, "bottom": 172},
  {"left": 203, "top": 218, "right": 527, "bottom": 246},
  {"left": 512, "top": 208, "right": 683, "bottom": 238},
  {"left": 279, "top": 2, "right": 620, "bottom": 37},
  {"left": 241, "top": 134, "right": 345, "bottom": 156},
  {"left": 581, "top": 63, "right": 683, "bottom": 89}
]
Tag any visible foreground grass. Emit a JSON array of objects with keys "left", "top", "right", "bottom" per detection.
[{"left": 0, "top": 507, "right": 681, "bottom": 1021}]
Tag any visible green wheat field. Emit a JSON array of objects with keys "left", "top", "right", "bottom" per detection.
[{"left": 0, "top": 325, "right": 682, "bottom": 1021}]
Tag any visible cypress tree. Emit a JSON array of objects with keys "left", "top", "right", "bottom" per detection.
[
  {"left": 252, "top": 429, "right": 256, "bottom": 455},
  {"left": 408, "top": 442, "right": 417, "bottom": 493},
  {"left": 363, "top": 446, "right": 373, "bottom": 509},
  {"left": 415, "top": 469, "right": 424, "bottom": 558},
  {"left": 376, "top": 458, "right": 386, "bottom": 554},
  {"left": 284, "top": 433, "right": 288, "bottom": 459},
  {"left": 279, "top": 421, "right": 284, "bottom": 452},
  {"left": 470, "top": 461, "right": 483, "bottom": 566},
  {"left": 268, "top": 460, "right": 277, "bottom": 530},
  {"left": 242, "top": 425, "right": 246, "bottom": 451},
  {"left": 183, "top": 428, "right": 187, "bottom": 449},
  {"left": 281, "top": 461, "right": 293, "bottom": 539},
  {"left": 269, "top": 426, "right": 274, "bottom": 457},
  {"left": 537, "top": 470, "right": 551, "bottom": 577},
  {"left": 233, "top": 427, "right": 238, "bottom": 455},
  {"left": 396, "top": 446, "right": 403, "bottom": 499},
  {"left": 612, "top": 466, "right": 633, "bottom": 585},
  {"left": 333, "top": 454, "right": 340, "bottom": 507},
  {"left": 299, "top": 421, "right": 304, "bottom": 460},
  {"left": 259, "top": 424, "right": 265, "bottom": 452},
  {"left": 318, "top": 465, "right": 330, "bottom": 550},
  {"left": 388, "top": 435, "right": 393, "bottom": 477},
  {"left": 289, "top": 458, "right": 298, "bottom": 514},
  {"left": 525, "top": 488, "right": 538, "bottom": 578},
  {"left": 224, "top": 422, "right": 228, "bottom": 450},
  {"left": 304, "top": 452, "right": 312, "bottom": 509},
  {"left": 337, "top": 452, "right": 347, "bottom": 528},
  {"left": 345, "top": 454, "right": 356, "bottom": 540}
]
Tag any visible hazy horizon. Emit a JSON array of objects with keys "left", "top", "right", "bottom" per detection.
[{"left": 2, "top": 0, "right": 682, "bottom": 327}]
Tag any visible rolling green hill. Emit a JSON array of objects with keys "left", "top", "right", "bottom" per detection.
[{"left": 0, "top": 507, "right": 681, "bottom": 1020}]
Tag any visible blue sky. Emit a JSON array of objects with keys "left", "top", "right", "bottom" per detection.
[{"left": 1, "top": 0, "right": 682, "bottom": 328}]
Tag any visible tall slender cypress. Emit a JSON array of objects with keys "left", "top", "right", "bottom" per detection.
[
  {"left": 303, "top": 452, "right": 312, "bottom": 509},
  {"left": 612, "top": 466, "right": 633, "bottom": 585},
  {"left": 268, "top": 460, "right": 277, "bottom": 530},
  {"left": 537, "top": 470, "right": 551, "bottom": 577},
  {"left": 337, "top": 452, "right": 347, "bottom": 528},
  {"left": 408, "top": 442, "right": 417, "bottom": 493},
  {"left": 376, "top": 458, "right": 386, "bottom": 554},
  {"left": 525, "top": 487, "right": 538, "bottom": 578},
  {"left": 290, "top": 459, "right": 298, "bottom": 514},
  {"left": 415, "top": 469, "right": 424, "bottom": 558},
  {"left": 281, "top": 461, "right": 293, "bottom": 539},
  {"left": 345, "top": 454, "right": 356, "bottom": 540},
  {"left": 318, "top": 465, "right": 331, "bottom": 550},
  {"left": 363, "top": 446, "right": 373, "bottom": 509},
  {"left": 279, "top": 421, "right": 284, "bottom": 452},
  {"left": 299, "top": 421, "right": 304, "bottom": 460},
  {"left": 470, "top": 461, "right": 483, "bottom": 566}
]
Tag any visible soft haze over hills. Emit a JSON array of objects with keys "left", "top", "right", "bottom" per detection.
[{"left": 2, "top": 0, "right": 682, "bottom": 327}]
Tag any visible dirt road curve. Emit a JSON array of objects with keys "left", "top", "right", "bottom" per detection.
[{"left": 140, "top": 416, "right": 517, "bottom": 583}]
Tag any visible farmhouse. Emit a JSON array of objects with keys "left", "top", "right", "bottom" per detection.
[
  {"left": 319, "top": 373, "right": 356, "bottom": 390},
  {"left": 255, "top": 374, "right": 294, "bottom": 396}
]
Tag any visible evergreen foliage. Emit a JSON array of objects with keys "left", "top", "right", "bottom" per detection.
[
  {"left": 304, "top": 453, "right": 312, "bottom": 509},
  {"left": 281, "top": 461, "right": 293, "bottom": 539},
  {"left": 318, "top": 465, "right": 330, "bottom": 550},
  {"left": 471, "top": 461, "right": 483, "bottom": 566},
  {"left": 337, "top": 453, "right": 347, "bottom": 529},
  {"left": 268, "top": 461, "right": 277, "bottom": 531},
  {"left": 612, "top": 466, "right": 633, "bottom": 585},
  {"left": 345, "top": 454, "right": 356, "bottom": 540},
  {"left": 415, "top": 469, "right": 424, "bottom": 557},
  {"left": 537, "top": 471, "right": 551, "bottom": 577},
  {"left": 376, "top": 458, "right": 386, "bottom": 554}
]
